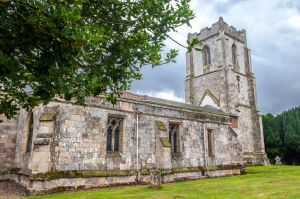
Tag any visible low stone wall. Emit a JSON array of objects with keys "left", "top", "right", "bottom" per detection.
[{"left": 0, "top": 165, "right": 241, "bottom": 195}]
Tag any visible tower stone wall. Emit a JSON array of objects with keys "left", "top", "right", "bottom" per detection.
[{"left": 185, "top": 17, "right": 266, "bottom": 165}]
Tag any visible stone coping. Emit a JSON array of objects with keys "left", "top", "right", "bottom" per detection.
[
  {"left": 144, "top": 96, "right": 225, "bottom": 115},
  {"left": 27, "top": 91, "right": 227, "bottom": 118},
  {"left": 118, "top": 91, "right": 226, "bottom": 115},
  {"left": 54, "top": 92, "right": 230, "bottom": 122}
]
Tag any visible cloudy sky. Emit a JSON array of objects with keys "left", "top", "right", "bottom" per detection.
[{"left": 131, "top": 0, "right": 300, "bottom": 115}]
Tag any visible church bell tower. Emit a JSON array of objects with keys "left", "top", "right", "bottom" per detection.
[{"left": 185, "top": 17, "right": 267, "bottom": 165}]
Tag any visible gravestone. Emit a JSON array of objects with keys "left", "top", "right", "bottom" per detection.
[
  {"left": 149, "top": 168, "right": 162, "bottom": 188},
  {"left": 265, "top": 158, "right": 271, "bottom": 166},
  {"left": 275, "top": 156, "right": 282, "bottom": 165}
]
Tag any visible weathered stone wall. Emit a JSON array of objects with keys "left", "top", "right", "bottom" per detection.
[
  {"left": 0, "top": 115, "right": 18, "bottom": 169},
  {"left": 0, "top": 93, "right": 243, "bottom": 193},
  {"left": 2, "top": 90, "right": 238, "bottom": 177},
  {"left": 188, "top": 71, "right": 224, "bottom": 107},
  {"left": 20, "top": 94, "right": 238, "bottom": 175}
]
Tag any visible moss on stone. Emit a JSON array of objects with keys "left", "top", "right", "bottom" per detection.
[
  {"left": 77, "top": 185, "right": 86, "bottom": 189},
  {"left": 50, "top": 186, "right": 75, "bottom": 193},
  {"left": 0, "top": 167, "right": 21, "bottom": 175},
  {"left": 39, "top": 110, "right": 56, "bottom": 121},
  {"left": 160, "top": 137, "right": 171, "bottom": 147},
  {"left": 161, "top": 169, "right": 172, "bottom": 175},
  {"left": 36, "top": 133, "right": 52, "bottom": 138},
  {"left": 150, "top": 168, "right": 162, "bottom": 175},
  {"left": 29, "top": 165, "right": 241, "bottom": 180},
  {"left": 172, "top": 166, "right": 205, "bottom": 173},
  {"left": 31, "top": 170, "right": 131, "bottom": 180},
  {"left": 0, "top": 169, "right": 8, "bottom": 175},
  {"left": 31, "top": 171, "right": 69, "bottom": 180},
  {"left": 217, "top": 165, "right": 241, "bottom": 170},
  {"left": 140, "top": 169, "right": 150, "bottom": 176},
  {"left": 9, "top": 167, "right": 21, "bottom": 173},
  {"left": 171, "top": 165, "right": 241, "bottom": 174},
  {"left": 207, "top": 166, "right": 219, "bottom": 171},
  {"left": 156, "top": 121, "right": 167, "bottom": 131},
  {"left": 81, "top": 170, "right": 129, "bottom": 177}
]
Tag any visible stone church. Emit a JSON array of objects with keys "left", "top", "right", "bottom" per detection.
[{"left": 0, "top": 18, "right": 266, "bottom": 194}]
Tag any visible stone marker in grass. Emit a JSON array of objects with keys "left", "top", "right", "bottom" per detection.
[{"left": 149, "top": 168, "right": 162, "bottom": 188}]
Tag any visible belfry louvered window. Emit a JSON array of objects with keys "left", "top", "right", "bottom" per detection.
[
  {"left": 106, "top": 117, "right": 123, "bottom": 152},
  {"left": 203, "top": 45, "right": 211, "bottom": 65},
  {"left": 232, "top": 44, "right": 237, "bottom": 67}
]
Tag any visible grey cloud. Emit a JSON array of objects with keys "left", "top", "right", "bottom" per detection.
[
  {"left": 131, "top": 0, "right": 300, "bottom": 115},
  {"left": 131, "top": 55, "right": 186, "bottom": 99}
]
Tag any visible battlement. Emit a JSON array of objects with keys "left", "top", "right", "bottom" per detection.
[{"left": 188, "top": 17, "right": 247, "bottom": 43}]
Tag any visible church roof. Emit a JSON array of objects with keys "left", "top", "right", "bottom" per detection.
[{"left": 121, "top": 91, "right": 226, "bottom": 116}]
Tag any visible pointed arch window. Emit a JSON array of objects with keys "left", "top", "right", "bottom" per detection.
[
  {"left": 169, "top": 123, "right": 180, "bottom": 154},
  {"left": 203, "top": 45, "right": 211, "bottom": 66},
  {"left": 232, "top": 44, "right": 237, "bottom": 67},
  {"left": 106, "top": 117, "right": 123, "bottom": 152}
]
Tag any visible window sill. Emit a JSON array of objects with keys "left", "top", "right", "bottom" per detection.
[
  {"left": 172, "top": 152, "right": 181, "bottom": 159},
  {"left": 106, "top": 151, "right": 121, "bottom": 158}
]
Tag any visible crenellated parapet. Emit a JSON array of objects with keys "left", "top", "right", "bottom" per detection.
[{"left": 188, "top": 17, "right": 247, "bottom": 44}]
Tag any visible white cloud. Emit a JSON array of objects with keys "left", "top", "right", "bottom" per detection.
[
  {"left": 288, "top": 15, "right": 300, "bottom": 29},
  {"left": 135, "top": 90, "right": 185, "bottom": 102}
]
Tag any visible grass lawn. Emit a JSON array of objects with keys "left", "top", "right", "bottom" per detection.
[{"left": 27, "top": 166, "right": 300, "bottom": 199}]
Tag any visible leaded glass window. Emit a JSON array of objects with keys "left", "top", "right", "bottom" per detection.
[
  {"left": 207, "top": 129, "right": 214, "bottom": 157},
  {"left": 203, "top": 45, "right": 211, "bottom": 65},
  {"left": 232, "top": 44, "right": 238, "bottom": 70},
  {"left": 106, "top": 117, "right": 123, "bottom": 152},
  {"left": 169, "top": 123, "right": 179, "bottom": 153}
]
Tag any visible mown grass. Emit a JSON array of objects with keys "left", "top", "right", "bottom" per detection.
[{"left": 27, "top": 166, "right": 300, "bottom": 199}]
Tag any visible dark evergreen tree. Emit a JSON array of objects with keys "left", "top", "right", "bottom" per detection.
[{"left": 263, "top": 106, "right": 300, "bottom": 165}]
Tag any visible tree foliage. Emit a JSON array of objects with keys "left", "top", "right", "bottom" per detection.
[
  {"left": 0, "top": 0, "right": 200, "bottom": 119},
  {"left": 263, "top": 106, "right": 300, "bottom": 165}
]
